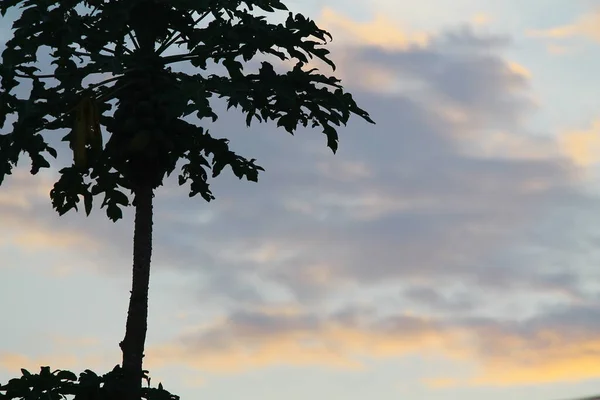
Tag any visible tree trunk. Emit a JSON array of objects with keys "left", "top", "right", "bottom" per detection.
[{"left": 120, "top": 182, "right": 154, "bottom": 399}]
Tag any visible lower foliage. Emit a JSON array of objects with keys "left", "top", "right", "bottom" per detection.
[{"left": 0, "top": 365, "right": 178, "bottom": 400}]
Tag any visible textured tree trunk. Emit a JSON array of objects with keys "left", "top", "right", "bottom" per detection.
[
  {"left": 119, "top": 6, "right": 161, "bottom": 397},
  {"left": 120, "top": 182, "right": 154, "bottom": 399}
]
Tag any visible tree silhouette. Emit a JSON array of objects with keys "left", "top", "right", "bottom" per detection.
[{"left": 0, "top": 0, "right": 374, "bottom": 398}]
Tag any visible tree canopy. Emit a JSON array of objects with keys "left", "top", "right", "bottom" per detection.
[{"left": 0, "top": 0, "right": 373, "bottom": 221}]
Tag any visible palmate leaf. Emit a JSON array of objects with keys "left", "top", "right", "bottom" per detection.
[
  {"left": 0, "top": 365, "right": 179, "bottom": 400},
  {"left": 0, "top": 0, "right": 374, "bottom": 222}
]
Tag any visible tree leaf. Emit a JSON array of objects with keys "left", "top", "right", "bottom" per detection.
[
  {"left": 55, "top": 370, "right": 77, "bottom": 382},
  {"left": 106, "top": 203, "right": 123, "bottom": 222},
  {"left": 83, "top": 192, "right": 93, "bottom": 216},
  {"left": 112, "top": 190, "right": 130, "bottom": 206}
]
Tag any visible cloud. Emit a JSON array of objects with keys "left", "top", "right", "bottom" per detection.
[
  {"left": 49, "top": 335, "right": 100, "bottom": 348},
  {"left": 0, "top": 352, "right": 111, "bottom": 374},
  {"left": 303, "top": 24, "right": 533, "bottom": 134},
  {"left": 0, "top": 170, "right": 101, "bottom": 256},
  {"left": 423, "top": 377, "right": 462, "bottom": 388},
  {"left": 559, "top": 119, "right": 600, "bottom": 167},
  {"left": 528, "top": 11, "right": 600, "bottom": 42},
  {"left": 466, "top": 304, "right": 600, "bottom": 386},
  {"left": 318, "top": 6, "right": 429, "bottom": 50},
  {"left": 143, "top": 24, "right": 588, "bottom": 307},
  {"left": 147, "top": 304, "right": 600, "bottom": 386},
  {"left": 401, "top": 285, "right": 477, "bottom": 314},
  {"left": 0, "top": 167, "right": 137, "bottom": 278},
  {"left": 0, "top": 335, "right": 117, "bottom": 376},
  {"left": 527, "top": 9, "right": 600, "bottom": 56},
  {"left": 470, "top": 13, "right": 492, "bottom": 27},
  {"left": 546, "top": 43, "right": 574, "bottom": 55},
  {"left": 147, "top": 309, "right": 460, "bottom": 373}
]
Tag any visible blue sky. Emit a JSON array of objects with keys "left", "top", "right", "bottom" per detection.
[{"left": 3, "top": 1, "right": 600, "bottom": 399}]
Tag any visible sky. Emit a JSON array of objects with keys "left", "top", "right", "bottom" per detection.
[{"left": 3, "top": 0, "right": 600, "bottom": 399}]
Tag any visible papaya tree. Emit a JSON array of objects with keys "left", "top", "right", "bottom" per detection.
[{"left": 0, "top": 0, "right": 374, "bottom": 398}]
